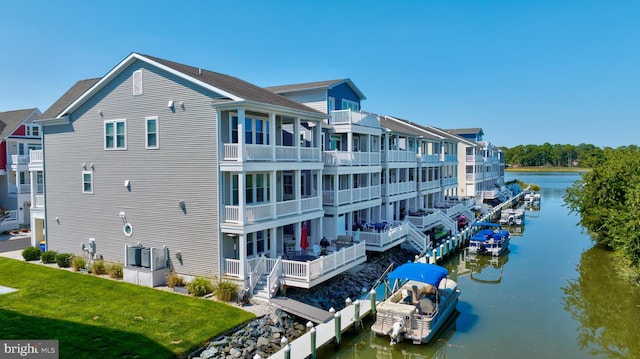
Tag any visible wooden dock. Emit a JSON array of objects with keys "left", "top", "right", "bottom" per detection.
[
  {"left": 269, "top": 298, "right": 373, "bottom": 359},
  {"left": 270, "top": 297, "right": 334, "bottom": 324}
]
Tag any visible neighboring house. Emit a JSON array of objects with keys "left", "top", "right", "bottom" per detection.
[
  {"left": 0, "top": 108, "right": 42, "bottom": 233},
  {"left": 38, "top": 53, "right": 372, "bottom": 295},
  {"left": 446, "top": 128, "right": 507, "bottom": 203}
]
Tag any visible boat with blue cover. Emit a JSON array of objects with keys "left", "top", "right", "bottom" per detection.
[
  {"left": 370, "top": 262, "right": 461, "bottom": 345},
  {"left": 468, "top": 222, "right": 510, "bottom": 256}
]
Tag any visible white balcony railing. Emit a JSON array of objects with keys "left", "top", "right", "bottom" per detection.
[
  {"left": 224, "top": 197, "right": 322, "bottom": 223},
  {"left": 322, "top": 151, "right": 381, "bottom": 167},
  {"left": 223, "top": 143, "right": 321, "bottom": 162},
  {"left": 329, "top": 110, "right": 380, "bottom": 128},
  {"left": 29, "top": 150, "right": 43, "bottom": 163},
  {"left": 382, "top": 150, "right": 416, "bottom": 163},
  {"left": 223, "top": 242, "right": 367, "bottom": 285},
  {"left": 34, "top": 195, "right": 45, "bottom": 208}
]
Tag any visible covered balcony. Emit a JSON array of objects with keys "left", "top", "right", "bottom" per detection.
[
  {"left": 222, "top": 169, "right": 323, "bottom": 225},
  {"left": 220, "top": 110, "right": 322, "bottom": 163}
]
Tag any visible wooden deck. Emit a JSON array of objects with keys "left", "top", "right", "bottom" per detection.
[{"left": 270, "top": 297, "right": 334, "bottom": 324}]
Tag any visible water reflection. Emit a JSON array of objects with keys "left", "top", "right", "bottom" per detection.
[{"left": 562, "top": 245, "right": 640, "bottom": 358}]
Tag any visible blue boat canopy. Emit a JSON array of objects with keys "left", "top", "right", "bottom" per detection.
[{"left": 387, "top": 263, "right": 448, "bottom": 287}]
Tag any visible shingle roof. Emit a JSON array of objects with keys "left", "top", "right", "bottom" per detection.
[
  {"left": 140, "top": 54, "right": 324, "bottom": 115},
  {"left": 40, "top": 78, "right": 101, "bottom": 119},
  {"left": 380, "top": 116, "right": 441, "bottom": 139},
  {"left": 266, "top": 79, "right": 366, "bottom": 100},
  {"left": 266, "top": 79, "right": 347, "bottom": 93},
  {"left": 0, "top": 108, "right": 40, "bottom": 139},
  {"left": 445, "top": 128, "right": 483, "bottom": 136}
]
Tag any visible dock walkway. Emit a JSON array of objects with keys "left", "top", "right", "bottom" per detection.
[{"left": 270, "top": 297, "right": 334, "bottom": 324}]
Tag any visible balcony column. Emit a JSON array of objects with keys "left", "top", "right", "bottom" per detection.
[
  {"left": 269, "top": 227, "right": 277, "bottom": 258},
  {"left": 316, "top": 170, "right": 322, "bottom": 210},
  {"left": 29, "top": 171, "right": 35, "bottom": 209},
  {"left": 238, "top": 107, "right": 246, "bottom": 162},
  {"left": 295, "top": 170, "right": 301, "bottom": 214},
  {"left": 238, "top": 234, "right": 247, "bottom": 281},
  {"left": 269, "top": 113, "right": 276, "bottom": 160},
  {"left": 332, "top": 175, "right": 338, "bottom": 207},
  {"left": 295, "top": 117, "right": 301, "bottom": 161},
  {"left": 238, "top": 173, "right": 246, "bottom": 224},
  {"left": 270, "top": 171, "right": 277, "bottom": 219}
]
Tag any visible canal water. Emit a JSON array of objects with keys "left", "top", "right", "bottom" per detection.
[{"left": 320, "top": 172, "right": 640, "bottom": 359}]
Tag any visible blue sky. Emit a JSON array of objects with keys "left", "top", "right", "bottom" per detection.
[{"left": 1, "top": 0, "right": 638, "bottom": 148}]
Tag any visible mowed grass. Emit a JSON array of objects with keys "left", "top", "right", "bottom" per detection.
[{"left": 0, "top": 258, "right": 255, "bottom": 359}]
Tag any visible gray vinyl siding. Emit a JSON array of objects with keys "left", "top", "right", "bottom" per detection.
[
  {"left": 278, "top": 90, "right": 328, "bottom": 114},
  {"left": 43, "top": 60, "right": 221, "bottom": 278}
]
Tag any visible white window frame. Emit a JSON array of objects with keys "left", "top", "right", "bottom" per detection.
[
  {"left": 104, "top": 119, "right": 127, "bottom": 150},
  {"left": 82, "top": 170, "right": 93, "bottom": 194},
  {"left": 145, "top": 116, "right": 159, "bottom": 149},
  {"left": 133, "top": 70, "right": 143, "bottom": 96}
]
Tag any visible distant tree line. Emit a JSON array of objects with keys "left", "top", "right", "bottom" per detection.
[
  {"left": 564, "top": 146, "right": 640, "bottom": 284},
  {"left": 501, "top": 143, "right": 619, "bottom": 168}
]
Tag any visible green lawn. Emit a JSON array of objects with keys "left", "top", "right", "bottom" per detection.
[{"left": 0, "top": 258, "right": 255, "bottom": 359}]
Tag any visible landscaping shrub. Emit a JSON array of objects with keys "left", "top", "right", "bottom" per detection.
[
  {"left": 90, "top": 260, "right": 107, "bottom": 275},
  {"left": 165, "top": 271, "right": 185, "bottom": 288},
  {"left": 215, "top": 280, "right": 239, "bottom": 302},
  {"left": 55, "top": 253, "right": 73, "bottom": 268},
  {"left": 107, "top": 262, "right": 123, "bottom": 279},
  {"left": 71, "top": 256, "right": 87, "bottom": 271},
  {"left": 21, "top": 246, "right": 41, "bottom": 261},
  {"left": 186, "top": 277, "right": 214, "bottom": 297},
  {"left": 41, "top": 250, "right": 57, "bottom": 264}
]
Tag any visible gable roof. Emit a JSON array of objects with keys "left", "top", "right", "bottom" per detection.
[
  {"left": 0, "top": 108, "right": 41, "bottom": 139},
  {"left": 266, "top": 79, "right": 367, "bottom": 100},
  {"left": 44, "top": 53, "right": 325, "bottom": 121},
  {"left": 40, "top": 78, "right": 101, "bottom": 120},
  {"left": 446, "top": 128, "right": 484, "bottom": 137},
  {"left": 380, "top": 116, "right": 441, "bottom": 140}
]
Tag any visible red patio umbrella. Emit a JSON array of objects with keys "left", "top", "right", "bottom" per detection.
[{"left": 300, "top": 223, "right": 309, "bottom": 252}]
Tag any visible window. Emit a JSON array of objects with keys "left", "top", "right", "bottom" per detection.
[
  {"left": 146, "top": 117, "right": 159, "bottom": 149},
  {"left": 232, "top": 175, "right": 239, "bottom": 205},
  {"left": 133, "top": 70, "right": 143, "bottom": 95},
  {"left": 246, "top": 233, "right": 254, "bottom": 256},
  {"left": 36, "top": 172, "right": 44, "bottom": 193},
  {"left": 25, "top": 125, "right": 40, "bottom": 137},
  {"left": 256, "top": 119, "right": 264, "bottom": 145},
  {"left": 245, "top": 174, "right": 254, "bottom": 203},
  {"left": 341, "top": 99, "right": 359, "bottom": 111},
  {"left": 328, "top": 97, "right": 336, "bottom": 112},
  {"left": 245, "top": 118, "right": 253, "bottom": 144},
  {"left": 231, "top": 116, "right": 239, "bottom": 143},
  {"left": 82, "top": 171, "right": 93, "bottom": 194},
  {"left": 105, "top": 120, "right": 126, "bottom": 150}
]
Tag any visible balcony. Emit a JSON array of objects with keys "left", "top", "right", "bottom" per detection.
[
  {"left": 8, "top": 154, "right": 30, "bottom": 166},
  {"left": 329, "top": 110, "right": 380, "bottom": 128},
  {"left": 223, "top": 144, "right": 321, "bottom": 162},
  {"left": 381, "top": 181, "right": 416, "bottom": 197},
  {"left": 224, "top": 241, "right": 367, "bottom": 290},
  {"left": 29, "top": 150, "right": 43, "bottom": 164},
  {"left": 417, "top": 153, "right": 440, "bottom": 164},
  {"left": 349, "top": 221, "right": 409, "bottom": 252},
  {"left": 382, "top": 150, "right": 416, "bottom": 163},
  {"left": 322, "top": 150, "right": 380, "bottom": 167},
  {"left": 322, "top": 185, "right": 381, "bottom": 206},
  {"left": 224, "top": 197, "right": 322, "bottom": 224}
]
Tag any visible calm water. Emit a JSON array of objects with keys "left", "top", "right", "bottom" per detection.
[{"left": 322, "top": 172, "right": 640, "bottom": 359}]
